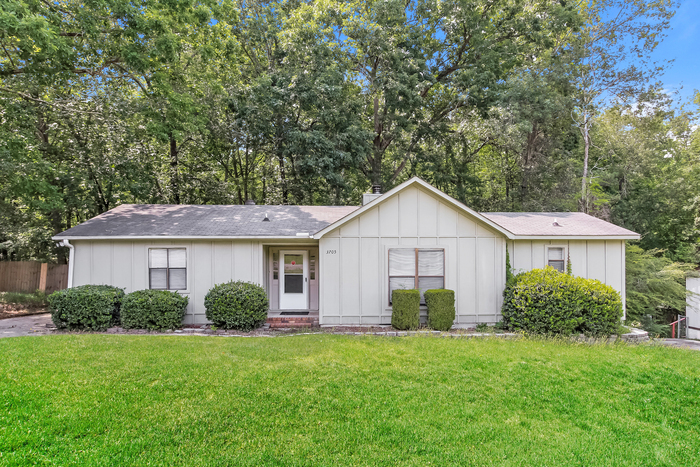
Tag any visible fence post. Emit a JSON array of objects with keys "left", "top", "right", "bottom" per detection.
[{"left": 39, "top": 263, "right": 48, "bottom": 292}]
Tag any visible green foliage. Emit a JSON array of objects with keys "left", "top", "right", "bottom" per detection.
[
  {"left": 47, "top": 285, "right": 124, "bottom": 331},
  {"left": 502, "top": 267, "right": 623, "bottom": 336},
  {"left": 0, "top": 290, "right": 47, "bottom": 308},
  {"left": 391, "top": 289, "right": 420, "bottom": 330},
  {"left": 638, "top": 314, "right": 670, "bottom": 338},
  {"left": 120, "top": 290, "right": 189, "bottom": 331},
  {"left": 566, "top": 252, "right": 573, "bottom": 275},
  {"left": 625, "top": 244, "right": 694, "bottom": 323},
  {"left": 505, "top": 247, "right": 515, "bottom": 286},
  {"left": 424, "top": 289, "right": 455, "bottom": 331},
  {"left": 475, "top": 323, "right": 490, "bottom": 332},
  {"left": 204, "top": 281, "right": 268, "bottom": 331}
]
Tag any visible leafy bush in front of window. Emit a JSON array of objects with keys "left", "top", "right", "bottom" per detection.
[
  {"left": 120, "top": 290, "right": 189, "bottom": 331},
  {"left": 204, "top": 281, "right": 268, "bottom": 331},
  {"left": 502, "top": 267, "right": 623, "bottom": 336},
  {"left": 424, "top": 289, "right": 455, "bottom": 331},
  {"left": 48, "top": 285, "right": 124, "bottom": 331},
  {"left": 391, "top": 289, "right": 420, "bottom": 330}
]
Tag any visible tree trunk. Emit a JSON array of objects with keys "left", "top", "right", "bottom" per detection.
[
  {"left": 169, "top": 135, "right": 181, "bottom": 204},
  {"left": 581, "top": 117, "right": 590, "bottom": 213}
]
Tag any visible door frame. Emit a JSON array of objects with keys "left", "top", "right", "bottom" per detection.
[{"left": 278, "top": 249, "right": 309, "bottom": 310}]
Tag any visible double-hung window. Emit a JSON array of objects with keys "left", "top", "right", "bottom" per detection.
[
  {"left": 389, "top": 248, "right": 445, "bottom": 304},
  {"left": 149, "top": 248, "right": 187, "bottom": 290},
  {"left": 547, "top": 246, "right": 566, "bottom": 272}
]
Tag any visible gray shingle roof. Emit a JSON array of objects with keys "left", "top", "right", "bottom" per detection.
[
  {"left": 55, "top": 204, "right": 360, "bottom": 238},
  {"left": 481, "top": 212, "right": 639, "bottom": 238}
]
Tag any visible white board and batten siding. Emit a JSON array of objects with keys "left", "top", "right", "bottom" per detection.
[
  {"left": 509, "top": 239, "right": 627, "bottom": 311},
  {"left": 71, "top": 239, "right": 264, "bottom": 324},
  {"left": 319, "top": 185, "right": 506, "bottom": 326}
]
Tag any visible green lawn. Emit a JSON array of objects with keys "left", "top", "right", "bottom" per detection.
[{"left": 1, "top": 335, "right": 699, "bottom": 466}]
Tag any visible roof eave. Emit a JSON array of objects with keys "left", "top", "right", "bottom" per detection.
[
  {"left": 511, "top": 235, "right": 640, "bottom": 240},
  {"left": 51, "top": 235, "right": 318, "bottom": 241}
]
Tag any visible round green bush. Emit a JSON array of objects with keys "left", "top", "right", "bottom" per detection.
[
  {"left": 204, "top": 281, "right": 269, "bottom": 331},
  {"left": 502, "top": 267, "right": 623, "bottom": 336},
  {"left": 391, "top": 289, "right": 420, "bottom": 330},
  {"left": 121, "top": 289, "right": 189, "bottom": 331},
  {"left": 48, "top": 285, "right": 124, "bottom": 331},
  {"left": 424, "top": 289, "right": 455, "bottom": 331}
]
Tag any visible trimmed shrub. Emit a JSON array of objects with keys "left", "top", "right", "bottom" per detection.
[
  {"left": 48, "top": 285, "right": 124, "bottom": 331},
  {"left": 121, "top": 290, "right": 189, "bottom": 331},
  {"left": 391, "top": 289, "right": 420, "bottom": 330},
  {"left": 424, "top": 289, "right": 455, "bottom": 331},
  {"left": 204, "top": 281, "right": 268, "bottom": 331},
  {"left": 502, "top": 267, "right": 623, "bottom": 336}
]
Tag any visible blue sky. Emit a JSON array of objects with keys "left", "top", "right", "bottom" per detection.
[{"left": 654, "top": 0, "right": 700, "bottom": 103}]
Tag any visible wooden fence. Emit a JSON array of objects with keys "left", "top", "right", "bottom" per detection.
[{"left": 0, "top": 262, "right": 68, "bottom": 294}]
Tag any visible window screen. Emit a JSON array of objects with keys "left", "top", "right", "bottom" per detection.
[
  {"left": 547, "top": 247, "right": 565, "bottom": 272},
  {"left": 388, "top": 248, "right": 445, "bottom": 304},
  {"left": 149, "top": 248, "right": 187, "bottom": 290}
]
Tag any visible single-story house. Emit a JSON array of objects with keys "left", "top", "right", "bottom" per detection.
[{"left": 53, "top": 177, "right": 640, "bottom": 327}]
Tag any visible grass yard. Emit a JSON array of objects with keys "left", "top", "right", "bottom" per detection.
[{"left": 1, "top": 335, "right": 699, "bottom": 466}]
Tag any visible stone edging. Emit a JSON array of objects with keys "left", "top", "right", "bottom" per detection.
[{"left": 116, "top": 327, "right": 649, "bottom": 343}]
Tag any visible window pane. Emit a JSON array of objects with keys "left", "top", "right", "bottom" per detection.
[
  {"left": 310, "top": 255, "right": 316, "bottom": 280},
  {"left": 149, "top": 249, "right": 168, "bottom": 268},
  {"left": 284, "top": 254, "right": 303, "bottom": 274},
  {"left": 389, "top": 277, "right": 415, "bottom": 302},
  {"left": 169, "top": 269, "right": 187, "bottom": 290},
  {"left": 285, "top": 275, "right": 303, "bottom": 293},
  {"left": 150, "top": 269, "right": 167, "bottom": 289},
  {"left": 389, "top": 249, "right": 415, "bottom": 276},
  {"left": 273, "top": 252, "right": 279, "bottom": 280},
  {"left": 418, "top": 249, "right": 444, "bottom": 276},
  {"left": 169, "top": 249, "right": 186, "bottom": 268},
  {"left": 548, "top": 260, "right": 565, "bottom": 272},
  {"left": 418, "top": 277, "right": 444, "bottom": 303},
  {"left": 548, "top": 248, "right": 564, "bottom": 260}
]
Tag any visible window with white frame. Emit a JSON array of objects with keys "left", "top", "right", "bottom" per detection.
[
  {"left": 546, "top": 246, "right": 566, "bottom": 272},
  {"left": 389, "top": 248, "right": 445, "bottom": 304},
  {"left": 149, "top": 248, "right": 187, "bottom": 290}
]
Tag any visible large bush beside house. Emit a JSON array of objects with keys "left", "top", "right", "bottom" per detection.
[
  {"left": 48, "top": 285, "right": 124, "bottom": 331},
  {"left": 391, "top": 289, "right": 420, "bottom": 330},
  {"left": 121, "top": 290, "right": 189, "bottom": 331},
  {"left": 502, "top": 267, "right": 623, "bottom": 336},
  {"left": 204, "top": 281, "right": 268, "bottom": 331},
  {"left": 424, "top": 289, "right": 455, "bottom": 331}
]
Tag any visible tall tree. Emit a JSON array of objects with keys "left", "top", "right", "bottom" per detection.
[{"left": 571, "top": 0, "right": 677, "bottom": 212}]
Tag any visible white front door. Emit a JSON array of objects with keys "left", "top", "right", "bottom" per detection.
[{"left": 279, "top": 250, "right": 309, "bottom": 310}]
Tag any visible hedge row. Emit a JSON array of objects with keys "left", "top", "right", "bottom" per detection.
[
  {"left": 391, "top": 288, "right": 456, "bottom": 331},
  {"left": 49, "top": 281, "right": 269, "bottom": 332}
]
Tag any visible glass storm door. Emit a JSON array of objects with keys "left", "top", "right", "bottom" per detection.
[{"left": 279, "top": 250, "right": 309, "bottom": 310}]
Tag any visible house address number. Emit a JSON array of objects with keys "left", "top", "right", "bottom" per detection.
[{"left": 326, "top": 249, "right": 337, "bottom": 255}]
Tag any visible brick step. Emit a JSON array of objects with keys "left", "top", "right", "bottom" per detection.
[{"left": 267, "top": 316, "right": 319, "bottom": 328}]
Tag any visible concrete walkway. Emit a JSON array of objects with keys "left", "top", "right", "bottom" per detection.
[
  {"left": 661, "top": 338, "right": 700, "bottom": 351},
  {"left": 0, "top": 313, "right": 54, "bottom": 338}
]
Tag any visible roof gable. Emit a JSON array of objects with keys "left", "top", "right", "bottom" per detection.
[{"left": 313, "top": 177, "right": 515, "bottom": 239}]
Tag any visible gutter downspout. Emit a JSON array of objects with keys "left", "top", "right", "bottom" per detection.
[{"left": 61, "top": 239, "right": 75, "bottom": 288}]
